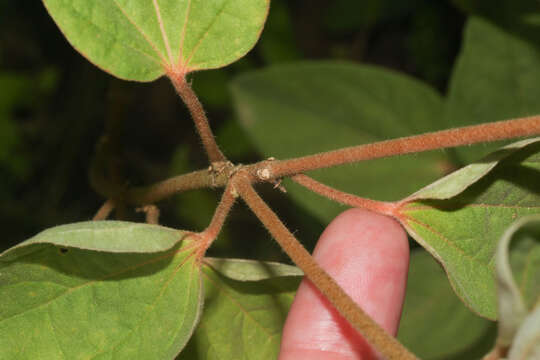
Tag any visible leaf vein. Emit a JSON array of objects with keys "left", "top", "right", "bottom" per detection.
[
  {"left": 185, "top": 0, "right": 232, "bottom": 69},
  {"left": 202, "top": 271, "right": 275, "bottom": 337},
  {"left": 152, "top": 0, "right": 173, "bottom": 64},
  {"left": 178, "top": 0, "right": 192, "bottom": 65},
  {"left": 86, "top": 250, "right": 197, "bottom": 359},
  {"left": 111, "top": 0, "right": 168, "bottom": 64}
]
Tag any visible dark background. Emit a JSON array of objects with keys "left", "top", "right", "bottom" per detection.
[{"left": 0, "top": 0, "right": 466, "bottom": 257}]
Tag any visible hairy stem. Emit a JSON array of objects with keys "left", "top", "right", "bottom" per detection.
[
  {"left": 169, "top": 74, "right": 226, "bottom": 164},
  {"left": 197, "top": 183, "right": 237, "bottom": 257},
  {"left": 91, "top": 115, "right": 540, "bottom": 206},
  {"left": 266, "top": 115, "right": 540, "bottom": 178},
  {"left": 136, "top": 205, "right": 160, "bottom": 224},
  {"left": 291, "top": 174, "right": 397, "bottom": 215},
  {"left": 93, "top": 200, "right": 115, "bottom": 220},
  {"left": 234, "top": 174, "right": 418, "bottom": 360},
  {"left": 125, "top": 169, "right": 216, "bottom": 205}
]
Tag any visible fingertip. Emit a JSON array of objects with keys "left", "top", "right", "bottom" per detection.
[{"left": 279, "top": 209, "right": 409, "bottom": 360}]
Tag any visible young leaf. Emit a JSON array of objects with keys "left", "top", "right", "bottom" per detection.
[
  {"left": 495, "top": 216, "right": 540, "bottom": 346},
  {"left": 399, "top": 140, "right": 540, "bottom": 319},
  {"left": 178, "top": 258, "right": 301, "bottom": 360},
  {"left": 444, "top": 17, "right": 540, "bottom": 162},
  {"left": 0, "top": 226, "right": 202, "bottom": 359},
  {"left": 42, "top": 0, "right": 269, "bottom": 81},
  {"left": 1, "top": 220, "right": 185, "bottom": 257},
  {"left": 398, "top": 251, "right": 495, "bottom": 360},
  {"left": 231, "top": 61, "right": 449, "bottom": 223},
  {"left": 406, "top": 138, "right": 540, "bottom": 201},
  {"left": 203, "top": 257, "right": 303, "bottom": 281}
]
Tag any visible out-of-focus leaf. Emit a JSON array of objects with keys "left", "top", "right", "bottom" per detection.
[
  {"left": 451, "top": 0, "right": 540, "bottom": 47},
  {"left": 399, "top": 140, "right": 540, "bottom": 319},
  {"left": 178, "top": 258, "right": 301, "bottom": 360},
  {"left": 0, "top": 232, "right": 202, "bottom": 359},
  {"left": 0, "top": 73, "right": 30, "bottom": 174},
  {"left": 231, "top": 61, "right": 449, "bottom": 223},
  {"left": 398, "top": 250, "right": 495, "bottom": 359},
  {"left": 495, "top": 216, "right": 540, "bottom": 346},
  {"left": 191, "top": 69, "right": 230, "bottom": 108},
  {"left": 258, "top": 0, "right": 301, "bottom": 64},
  {"left": 217, "top": 118, "right": 256, "bottom": 159},
  {"left": 506, "top": 221, "right": 540, "bottom": 311},
  {"left": 508, "top": 305, "right": 540, "bottom": 360},
  {"left": 444, "top": 17, "right": 540, "bottom": 162},
  {"left": 42, "top": 0, "right": 269, "bottom": 81}
]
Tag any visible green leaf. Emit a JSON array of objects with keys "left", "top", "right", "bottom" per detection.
[
  {"left": 506, "top": 220, "right": 540, "bottom": 310},
  {"left": 42, "top": 0, "right": 269, "bottom": 81},
  {"left": 231, "top": 61, "right": 449, "bottom": 223},
  {"left": 0, "top": 232, "right": 202, "bottom": 359},
  {"left": 444, "top": 17, "right": 540, "bottom": 162},
  {"left": 495, "top": 216, "right": 540, "bottom": 346},
  {"left": 203, "top": 257, "right": 303, "bottom": 281},
  {"left": 398, "top": 251, "right": 495, "bottom": 360},
  {"left": 1, "top": 221, "right": 185, "bottom": 257},
  {"left": 406, "top": 138, "right": 540, "bottom": 201},
  {"left": 451, "top": 0, "right": 540, "bottom": 47},
  {"left": 179, "top": 258, "right": 301, "bottom": 360},
  {"left": 400, "top": 140, "right": 540, "bottom": 319},
  {"left": 0, "top": 72, "right": 32, "bottom": 175}
]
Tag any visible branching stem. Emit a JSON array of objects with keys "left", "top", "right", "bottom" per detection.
[
  {"left": 91, "top": 115, "right": 540, "bottom": 206},
  {"left": 266, "top": 115, "right": 540, "bottom": 178},
  {"left": 234, "top": 173, "right": 418, "bottom": 360},
  {"left": 291, "top": 174, "right": 398, "bottom": 216},
  {"left": 196, "top": 182, "right": 237, "bottom": 258},
  {"left": 169, "top": 74, "right": 226, "bottom": 164}
]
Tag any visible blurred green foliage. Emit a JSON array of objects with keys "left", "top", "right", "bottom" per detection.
[{"left": 2, "top": 0, "right": 540, "bottom": 358}]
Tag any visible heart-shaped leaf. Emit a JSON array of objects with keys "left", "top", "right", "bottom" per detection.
[
  {"left": 42, "top": 0, "right": 269, "bottom": 81},
  {"left": 231, "top": 61, "right": 449, "bottom": 223},
  {"left": 0, "top": 222, "right": 203, "bottom": 359},
  {"left": 398, "top": 140, "right": 540, "bottom": 319},
  {"left": 178, "top": 258, "right": 301, "bottom": 360}
]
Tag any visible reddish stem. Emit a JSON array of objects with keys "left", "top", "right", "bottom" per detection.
[
  {"left": 234, "top": 173, "right": 418, "bottom": 360},
  {"left": 90, "top": 115, "right": 540, "bottom": 207},
  {"left": 196, "top": 183, "right": 237, "bottom": 258},
  {"left": 93, "top": 199, "right": 115, "bottom": 220},
  {"left": 136, "top": 205, "right": 160, "bottom": 224},
  {"left": 266, "top": 116, "right": 540, "bottom": 178},
  {"left": 291, "top": 174, "right": 398, "bottom": 216},
  {"left": 169, "top": 74, "right": 226, "bottom": 164},
  {"left": 125, "top": 169, "right": 215, "bottom": 205}
]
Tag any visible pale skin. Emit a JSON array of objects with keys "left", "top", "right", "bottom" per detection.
[{"left": 279, "top": 208, "right": 410, "bottom": 360}]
